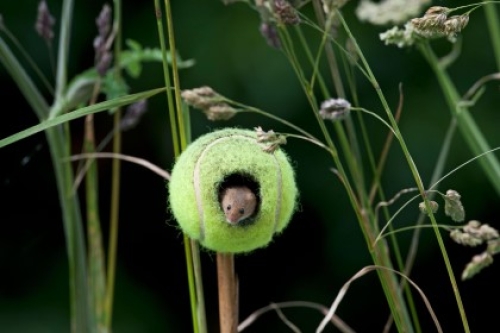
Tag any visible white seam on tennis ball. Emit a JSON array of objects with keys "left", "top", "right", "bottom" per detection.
[{"left": 271, "top": 154, "right": 283, "bottom": 233}]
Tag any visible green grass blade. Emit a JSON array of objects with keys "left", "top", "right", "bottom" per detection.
[
  {"left": 484, "top": 4, "right": 500, "bottom": 69},
  {"left": 45, "top": 125, "right": 94, "bottom": 333},
  {"left": 1, "top": 7, "right": 93, "bottom": 330},
  {"left": 0, "top": 88, "right": 164, "bottom": 149},
  {"left": 105, "top": 0, "right": 124, "bottom": 330},
  {"left": 419, "top": 43, "right": 500, "bottom": 196},
  {"left": 0, "top": 36, "right": 49, "bottom": 119},
  {"left": 54, "top": 0, "right": 73, "bottom": 103},
  {"left": 84, "top": 116, "right": 107, "bottom": 333}
]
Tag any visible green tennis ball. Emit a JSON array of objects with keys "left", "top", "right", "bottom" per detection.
[{"left": 168, "top": 128, "right": 298, "bottom": 253}]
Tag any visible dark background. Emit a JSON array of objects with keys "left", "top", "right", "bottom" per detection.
[{"left": 1, "top": 0, "right": 500, "bottom": 332}]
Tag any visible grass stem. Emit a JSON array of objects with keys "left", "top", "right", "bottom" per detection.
[{"left": 105, "top": 0, "right": 124, "bottom": 329}]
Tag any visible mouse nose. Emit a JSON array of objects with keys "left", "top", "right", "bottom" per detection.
[{"left": 226, "top": 215, "right": 239, "bottom": 224}]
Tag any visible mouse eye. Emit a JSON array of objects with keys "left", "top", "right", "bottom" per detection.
[
  {"left": 226, "top": 205, "right": 231, "bottom": 211},
  {"left": 238, "top": 208, "right": 245, "bottom": 215}
]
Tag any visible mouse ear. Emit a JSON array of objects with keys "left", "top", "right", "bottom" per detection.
[{"left": 168, "top": 128, "right": 298, "bottom": 254}]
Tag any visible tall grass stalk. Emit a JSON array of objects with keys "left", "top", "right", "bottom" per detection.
[
  {"left": 484, "top": 3, "right": 500, "bottom": 68},
  {"left": 105, "top": 0, "right": 124, "bottom": 329},
  {"left": 155, "top": 0, "right": 208, "bottom": 332},
  {"left": 337, "top": 11, "right": 469, "bottom": 332},
  {"left": 0, "top": 0, "right": 94, "bottom": 329},
  {"left": 274, "top": 10, "right": 416, "bottom": 331},
  {"left": 418, "top": 42, "right": 500, "bottom": 197},
  {"left": 0, "top": 2, "right": 166, "bottom": 331}
]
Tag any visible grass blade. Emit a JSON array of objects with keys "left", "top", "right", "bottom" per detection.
[{"left": 0, "top": 88, "right": 164, "bottom": 149}]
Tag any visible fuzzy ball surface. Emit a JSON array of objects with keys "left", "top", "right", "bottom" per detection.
[{"left": 168, "top": 128, "right": 298, "bottom": 253}]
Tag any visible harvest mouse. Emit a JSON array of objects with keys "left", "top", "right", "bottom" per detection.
[{"left": 220, "top": 186, "right": 257, "bottom": 224}]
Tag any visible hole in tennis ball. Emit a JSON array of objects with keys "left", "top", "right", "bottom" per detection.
[{"left": 217, "top": 172, "right": 261, "bottom": 226}]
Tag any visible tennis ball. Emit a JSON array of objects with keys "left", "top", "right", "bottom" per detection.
[{"left": 168, "top": 128, "right": 298, "bottom": 253}]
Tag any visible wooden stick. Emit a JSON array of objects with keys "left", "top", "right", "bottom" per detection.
[{"left": 216, "top": 252, "right": 238, "bottom": 333}]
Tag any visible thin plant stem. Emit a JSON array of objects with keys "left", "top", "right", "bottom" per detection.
[
  {"left": 342, "top": 44, "right": 410, "bottom": 315},
  {"left": 84, "top": 111, "right": 107, "bottom": 333},
  {"left": 366, "top": 86, "right": 422, "bottom": 333},
  {"left": 418, "top": 42, "right": 500, "bottom": 196},
  {"left": 0, "top": 36, "right": 49, "bottom": 119},
  {"left": 183, "top": 155, "right": 210, "bottom": 320},
  {"left": 185, "top": 115, "right": 207, "bottom": 332},
  {"left": 46, "top": 126, "right": 94, "bottom": 333},
  {"left": 484, "top": 3, "right": 500, "bottom": 70},
  {"left": 156, "top": 1, "right": 207, "bottom": 332},
  {"left": 412, "top": 132, "right": 456, "bottom": 246},
  {"left": 416, "top": 40, "right": 500, "bottom": 325},
  {"left": 381, "top": 224, "right": 463, "bottom": 240},
  {"left": 278, "top": 26, "right": 341, "bottom": 162},
  {"left": 234, "top": 105, "right": 320, "bottom": 141},
  {"left": 387, "top": 119, "right": 458, "bottom": 333},
  {"left": 164, "top": 0, "right": 187, "bottom": 151},
  {"left": 0, "top": 26, "right": 54, "bottom": 94},
  {"left": 279, "top": 22, "right": 352, "bottom": 222},
  {"left": 80, "top": 73, "right": 108, "bottom": 333},
  {"left": 339, "top": 14, "right": 413, "bottom": 333},
  {"left": 296, "top": 13, "right": 371, "bottom": 231},
  {"left": 367, "top": 84, "right": 403, "bottom": 203},
  {"left": 105, "top": 0, "right": 123, "bottom": 329},
  {"left": 295, "top": 19, "right": 368, "bottom": 194},
  {"left": 183, "top": 238, "right": 201, "bottom": 333},
  {"left": 278, "top": 27, "right": 364, "bottom": 229},
  {"left": 154, "top": 0, "right": 180, "bottom": 157},
  {"left": 311, "top": 7, "right": 369, "bottom": 207},
  {"left": 316, "top": 265, "right": 443, "bottom": 333},
  {"left": 1, "top": 35, "right": 93, "bottom": 333},
  {"left": 52, "top": 0, "right": 73, "bottom": 117},
  {"left": 311, "top": 0, "right": 345, "bottom": 97},
  {"left": 238, "top": 301, "right": 355, "bottom": 333},
  {"left": 0, "top": 1, "right": 94, "bottom": 330},
  {"left": 284, "top": 23, "right": 412, "bottom": 332},
  {"left": 338, "top": 12, "right": 469, "bottom": 332},
  {"left": 294, "top": 26, "right": 330, "bottom": 97},
  {"left": 68, "top": 152, "right": 171, "bottom": 180},
  {"left": 484, "top": 4, "right": 500, "bottom": 68},
  {"left": 190, "top": 240, "right": 208, "bottom": 332},
  {"left": 356, "top": 84, "right": 420, "bottom": 332},
  {"left": 284, "top": 133, "right": 332, "bottom": 153},
  {"left": 105, "top": 111, "right": 122, "bottom": 329}
]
